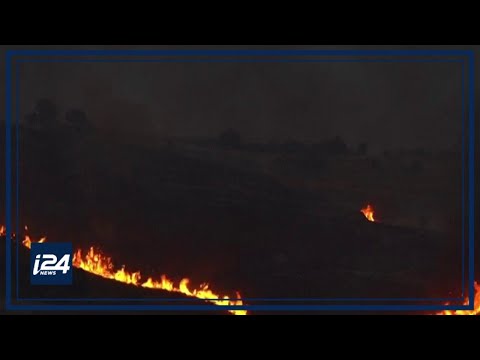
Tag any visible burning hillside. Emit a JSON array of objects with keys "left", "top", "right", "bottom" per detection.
[
  {"left": 1, "top": 225, "right": 246, "bottom": 315},
  {"left": 2, "top": 220, "right": 477, "bottom": 315}
]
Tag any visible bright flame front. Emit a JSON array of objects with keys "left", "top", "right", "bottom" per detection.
[
  {"left": 4, "top": 222, "right": 478, "bottom": 315},
  {"left": 6, "top": 225, "right": 246, "bottom": 315},
  {"left": 73, "top": 247, "right": 246, "bottom": 313}
]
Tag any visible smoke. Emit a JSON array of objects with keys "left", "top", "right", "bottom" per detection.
[
  {"left": 5, "top": 44, "right": 476, "bottom": 153},
  {"left": 17, "top": 61, "right": 158, "bottom": 142}
]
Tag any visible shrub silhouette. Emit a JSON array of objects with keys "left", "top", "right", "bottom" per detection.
[
  {"left": 25, "top": 98, "right": 58, "bottom": 129},
  {"left": 358, "top": 142, "right": 368, "bottom": 156},
  {"left": 65, "top": 109, "right": 92, "bottom": 134},
  {"left": 218, "top": 128, "right": 242, "bottom": 149}
]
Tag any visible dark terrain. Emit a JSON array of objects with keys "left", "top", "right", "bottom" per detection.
[{"left": 1, "top": 116, "right": 476, "bottom": 314}]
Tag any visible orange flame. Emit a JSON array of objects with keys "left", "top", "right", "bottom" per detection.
[
  {"left": 72, "top": 247, "right": 246, "bottom": 313},
  {"left": 22, "top": 235, "right": 46, "bottom": 249},
  {"left": 1, "top": 225, "right": 246, "bottom": 315},
  {"left": 8, "top": 223, "right": 477, "bottom": 315},
  {"left": 437, "top": 282, "right": 480, "bottom": 315},
  {"left": 361, "top": 204, "right": 375, "bottom": 222}
]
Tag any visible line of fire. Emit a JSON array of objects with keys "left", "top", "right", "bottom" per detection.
[{"left": 1, "top": 55, "right": 478, "bottom": 315}]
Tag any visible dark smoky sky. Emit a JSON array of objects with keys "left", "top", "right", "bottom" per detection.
[{"left": 3, "top": 45, "right": 476, "bottom": 152}]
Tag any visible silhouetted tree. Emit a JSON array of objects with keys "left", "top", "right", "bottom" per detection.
[
  {"left": 280, "top": 139, "right": 304, "bottom": 153},
  {"left": 65, "top": 109, "right": 92, "bottom": 134},
  {"left": 218, "top": 128, "right": 242, "bottom": 149},
  {"left": 409, "top": 159, "right": 424, "bottom": 174},
  {"left": 325, "top": 135, "right": 348, "bottom": 155},
  {"left": 358, "top": 142, "right": 368, "bottom": 156},
  {"left": 35, "top": 98, "right": 58, "bottom": 122},
  {"left": 418, "top": 215, "right": 429, "bottom": 228},
  {"left": 25, "top": 98, "right": 58, "bottom": 129},
  {"left": 413, "top": 147, "right": 426, "bottom": 157}
]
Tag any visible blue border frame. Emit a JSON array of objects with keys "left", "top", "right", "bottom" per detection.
[{"left": 4, "top": 49, "right": 475, "bottom": 312}]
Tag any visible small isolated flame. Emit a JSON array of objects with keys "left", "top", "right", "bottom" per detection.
[
  {"left": 437, "top": 282, "right": 480, "bottom": 315},
  {"left": 361, "top": 204, "right": 375, "bottom": 222},
  {"left": 2, "top": 225, "right": 246, "bottom": 315},
  {"left": 22, "top": 235, "right": 46, "bottom": 249}
]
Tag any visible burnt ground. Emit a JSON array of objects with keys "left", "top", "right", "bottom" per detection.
[{"left": 1, "top": 123, "right": 478, "bottom": 314}]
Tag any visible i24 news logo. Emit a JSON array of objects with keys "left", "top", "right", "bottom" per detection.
[{"left": 30, "top": 243, "right": 73, "bottom": 285}]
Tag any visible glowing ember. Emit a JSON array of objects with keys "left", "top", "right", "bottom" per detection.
[
  {"left": 361, "top": 204, "right": 375, "bottom": 222},
  {"left": 2, "top": 225, "right": 246, "bottom": 315},
  {"left": 437, "top": 282, "right": 480, "bottom": 315}
]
